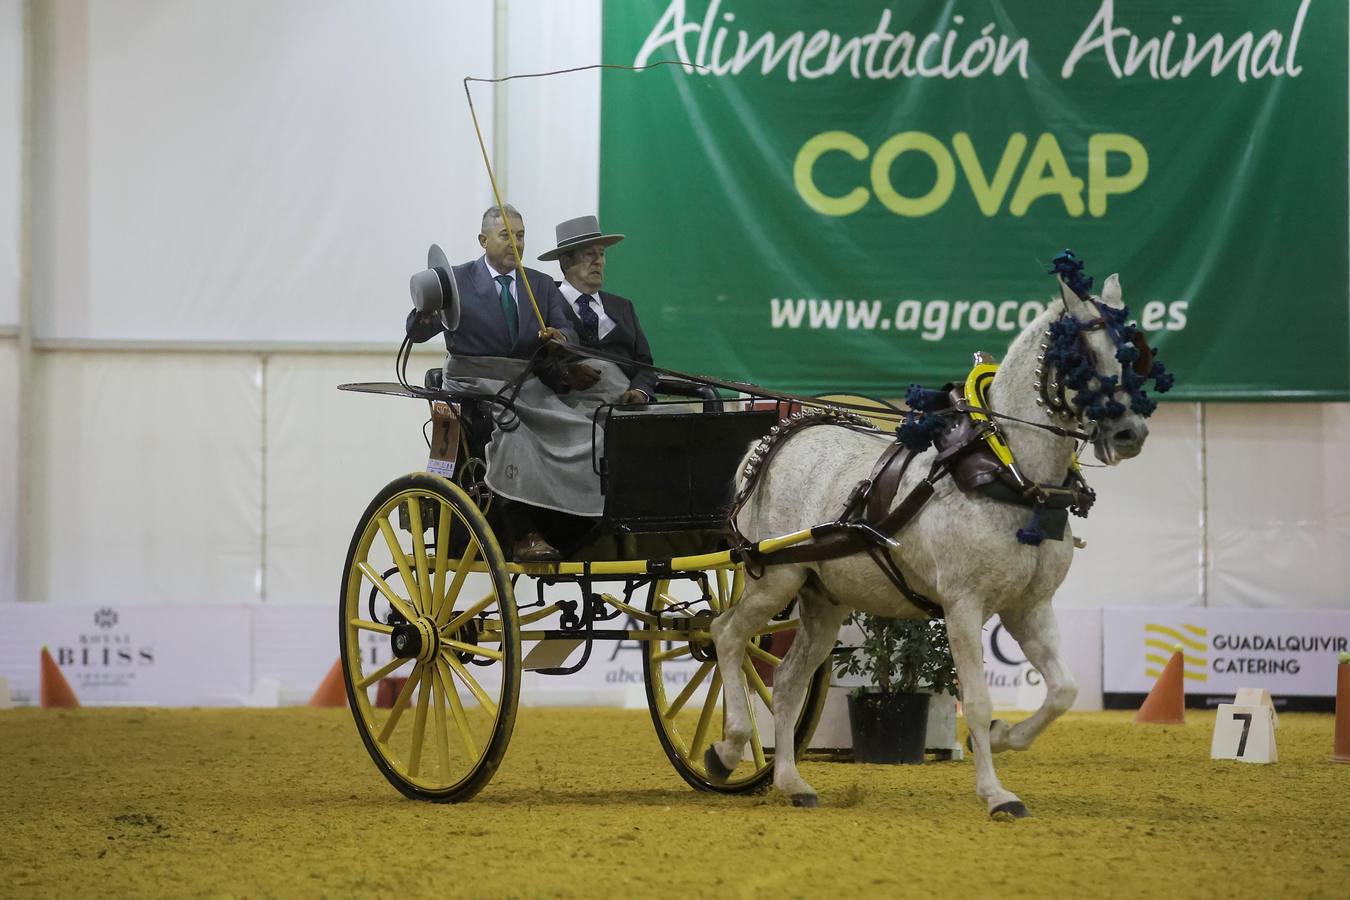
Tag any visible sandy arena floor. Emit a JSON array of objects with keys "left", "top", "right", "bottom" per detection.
[{"left": 0, "top": 707, "right": 1346, "bottom": 898}]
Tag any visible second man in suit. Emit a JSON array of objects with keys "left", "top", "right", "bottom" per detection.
[{"left": 538, "top": 215, "right": 657, "bottom": 404}]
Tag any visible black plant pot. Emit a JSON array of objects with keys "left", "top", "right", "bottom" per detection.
[{"left": 848, "top": 691, "right": 931, "bottom": 764}]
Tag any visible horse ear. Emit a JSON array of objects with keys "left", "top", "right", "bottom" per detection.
[
  {"left": 1058, "top": 277, "right": 1089, "bottom": 317},
  {"left": 1100, "top": 273, "right": 1123, "bottom": 308}
]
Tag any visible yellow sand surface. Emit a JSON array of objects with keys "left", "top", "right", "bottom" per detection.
[{"left": 0, "top": 707, "right": 1346, "bottom": 898}]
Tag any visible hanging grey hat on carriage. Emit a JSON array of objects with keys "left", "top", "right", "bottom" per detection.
[
  {"left": 409, "top": 243, "right": 461, "bottom": 332},
  {"left": 536, "top": 215, "right": 625, "bottom": 262}
]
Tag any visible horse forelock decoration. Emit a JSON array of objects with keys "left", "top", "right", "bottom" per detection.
[{"left": 709, "top": 254, "right": 1171, "bottom": 818}]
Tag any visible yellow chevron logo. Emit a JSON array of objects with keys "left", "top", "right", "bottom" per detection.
[{"left": 1144, "top": 623, "right": 1208, "bottom": 682}]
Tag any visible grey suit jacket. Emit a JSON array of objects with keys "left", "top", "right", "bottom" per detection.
[{"left": 406, "top": 256, "right": 577, "bottom": 357}]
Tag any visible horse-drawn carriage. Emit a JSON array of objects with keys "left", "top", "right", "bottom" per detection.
[
  {"left": 336, "top": 371, "right": 836, "bottom": 803},
  {"left": 336, "top": 249, "right": 1171, "bottom": 815}
]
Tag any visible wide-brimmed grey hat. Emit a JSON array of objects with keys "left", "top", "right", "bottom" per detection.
[
  {"left": 537, "top": 215, "right": 624, "bottom": 262},
  {"left": 408, "top": 243, "right": 461, "bottom": 332}
]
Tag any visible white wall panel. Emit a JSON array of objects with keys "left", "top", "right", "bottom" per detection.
[
  {"left": 0, "top": 340, "right": 16, "bottom": 603},
  {"left": 0, "top": 0, "right": 20, "bottom": 327},
  {"left": 262, "top": 351, "right": 442, "bottom": 605},
  {"left": 1206, "top": 403, "right": 1350, "bottom": 609},
  {"left": 30, "top": 351, "right": 262, "bottom": 604},
  {"left": 32, "top": 0, "right": 494, "bottom": 342},
  {"left": 1055, "top": 402, "right": 1203, "bottom": 608},
  {"left": 504, "top": 0, "right": 602, "bottom": 280}
]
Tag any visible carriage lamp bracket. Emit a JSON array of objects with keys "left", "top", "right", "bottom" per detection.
[{"left": 397, "top": 498, "right": 440, "bottom": 535}]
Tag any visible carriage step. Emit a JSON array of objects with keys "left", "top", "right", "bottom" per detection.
[{"left": 522, "top": 639, "right": 585, "bottom": 671}]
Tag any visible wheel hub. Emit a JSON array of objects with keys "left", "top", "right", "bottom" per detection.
[
  {"left": 688, "top": 610, "right": 717, "bottom": 662},
  {"left": 390, "top": 617, "right": 439, "bottom": 663}
]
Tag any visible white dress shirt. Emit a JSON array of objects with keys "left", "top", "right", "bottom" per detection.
[
  {"left": 559, "top": 280, "right": 617, "bottom": 340},
  {"left": 483, "top": 257, "right": 517, "bottom": 301}
]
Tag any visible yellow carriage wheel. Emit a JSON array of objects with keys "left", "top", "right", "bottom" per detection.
[
  {"left": 339, "top": 473, "right": 520, "bottom": 802},
  {"left": 641, "top": 567, "right": 831, "bottom": 793}
]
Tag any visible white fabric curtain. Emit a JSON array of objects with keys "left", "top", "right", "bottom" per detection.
[
  {"left": 6, "top": 0, "right": 1348, "bottom": 618},
  {"left": 0, "top": 342, "right": 17, "bottom": 605},
  {"left": 1206, "top": 402, "right": 1350, "bottom": 608},
  {"left": 1055, "top": 403, "right": 1202, "bottom": 608},
  {"left": 30, "top": 351, "right": 263, "bottom": 604},
  {"left": 262, "top": 350, "right": 443, "bottom": 605},
  {"left": 31, "top": 0, "right": 495, "bottom": 342},
  {"left": 502, "top": 0, "right": 601, "bottom": 280},
  {"left": 0, "top": 0, "right": 20, "bottom": 326}
]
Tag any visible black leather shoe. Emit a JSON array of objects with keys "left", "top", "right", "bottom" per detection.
[{"left": 513, "top": 531, "right": 561, "bottom": 562}]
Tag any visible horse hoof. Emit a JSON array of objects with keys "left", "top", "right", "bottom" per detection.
[
  {"left": 791, "top": 794, "right": 819, "bottom": 808},
  {"left": 703, "top": 747, "right": 733, "bottom": 783},
  {"left": 990, "top": 800, "right": 1031, "bottom": 820},
  {"left": 966, "top": 719, "right": 1007, "bottom": 752}
]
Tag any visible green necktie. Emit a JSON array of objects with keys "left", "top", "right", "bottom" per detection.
[{"left": 495, "top": 274, "right": 519, "bottom": 344}]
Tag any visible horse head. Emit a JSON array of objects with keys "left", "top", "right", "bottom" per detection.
[{"left": 1044, "top": 267, "right": 1171, "bottom": 465}]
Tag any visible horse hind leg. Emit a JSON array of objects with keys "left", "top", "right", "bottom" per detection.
[
  {"left": 769, "top": 578, "right": 850, "bottom": 808},
  {"left": 988, "top": 601, "right": 1077, "bottom": 753},
  {"left": 708, "top": 565, "right": 806, "bottom": 780}
]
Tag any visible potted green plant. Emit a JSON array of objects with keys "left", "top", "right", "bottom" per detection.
[{"left": 835, "top": 614, "right": 959, "bottom": 764}]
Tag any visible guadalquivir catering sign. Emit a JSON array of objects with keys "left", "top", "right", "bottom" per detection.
[{"left": 1103, "top": 608, "right": 1350, "bottom": 711}]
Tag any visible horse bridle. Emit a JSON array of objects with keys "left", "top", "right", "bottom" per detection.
[{"left": 1031, "top": 300, "right": 1155, "bottom": 443}]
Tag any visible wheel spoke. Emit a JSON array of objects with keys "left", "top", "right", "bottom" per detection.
[
  {"left": 713, "top": 570, "right": 729, "bottom": 613},
  {"left": 436, "top": 658, "right": 479, "bottom": 759},
  {"left": 429, "top": 500, "right": 452, "bottom": 620},
  {"left": 356, "top": 655, "right": 412, "bottom": 691},
  {"left": 652, "top": 579, "right": 671, "bottom": 611},
  {"left": 430, "top": 661, "right": 453, "bottom": 779},
  {"left": 746, "top": 691, "right": 767, "bottom": 769},
  {"left": 651, "top": 644, "right": 692, "bottom": 664},
  {"left": 357, "top": 561, "right": 419, "bottom": 625},
  {"left": 442, "top": 589, "right": 497, "bottom": 635},
  {"left": 690, "top": 670, "right": 724, "bottom": 766},
  {"left": 377, "top": 516, "right": 424, "bottom": 616},
  {"left": 742, "top": 658, "right": 773, "bottom": 709},
  {"left": 746, "top": 642, "right": 782, "bottom": 668},
  {"left": 435, "top": 539, "right": 482, "bottom": 626},
  {"left": 406, "top": 499, "right": 432, "bottom": 613},
  {"left": 377, "top": 661, "right": 423, "bottom": 744},
  {"left": 350, "top": 618, "right": 393, "bottom": 635},
  {"left": 406, "top": 667, "right": 433, "bottom": 777},
  {"left": 443, "top": 651, "right": 498, "bottom": 718},
  {"left": 443, "top": 639, "right": 503, "bottom": 662},
  {"left": 664, "top": 660, "right": 714, "bottom": 720},
  {"left": 760, "top": 618, "right": 800, "bottom": 635}
]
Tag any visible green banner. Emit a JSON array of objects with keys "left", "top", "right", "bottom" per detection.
[{"left": 599, "top": 0, "right": 1348, "bottom": 401}]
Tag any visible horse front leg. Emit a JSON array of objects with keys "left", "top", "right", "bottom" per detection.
[
  {"left": 769, "top": 584, "right": 850, "bottom": 807},
  {"left": 945, "top": 602, "right": 1030, "bottom": 818},
  {"left": 708, "top": 566, "right": 805, "bottom": 780},
  {"left": 991, "top": 601, "right": 1077, "bottom": 752}
]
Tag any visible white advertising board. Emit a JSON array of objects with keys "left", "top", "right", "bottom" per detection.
[
  {"left": 0, "top": 604, "right": 252, "bottom": 706},
  {"left": 1103, "top": 608, "right": 1350, "bottom": 711}
]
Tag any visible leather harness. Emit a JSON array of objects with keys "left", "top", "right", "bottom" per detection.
[{"left": 727, "top": 368, "right": 1097, "bottom": 620}]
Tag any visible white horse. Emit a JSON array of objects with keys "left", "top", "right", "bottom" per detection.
[{"left": 709, "top": 273, "right": 1153, "bottom": 817}]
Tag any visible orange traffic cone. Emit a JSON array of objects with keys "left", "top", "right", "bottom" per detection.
[
  {"left": 1134, "top": 648, "right": 1185, "bottom": 725},
  {"left": 1333, "top": 655, "right": 1350, "bottom": 764},
  {"left": 308, "top": 659, "right": 347, "bottom": 708},
  {"left": 40, "top": 646, "right": 80, "bottom": 708}
]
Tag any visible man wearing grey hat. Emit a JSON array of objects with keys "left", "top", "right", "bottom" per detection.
[
  {"left": 405, "top": 204, "right": 601, "bottom": 562},
  {"left": 539, "top": 215, "right": 657, "bottom": 405},
  {"left": 406, "top": 204, "right": 600, "bottom": 392}
]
